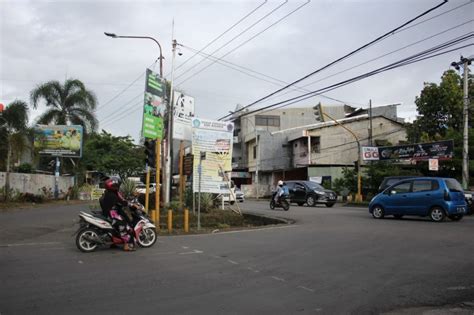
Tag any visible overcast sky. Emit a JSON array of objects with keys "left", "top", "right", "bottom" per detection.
[{"left": 1, "top": 0, "right": 473, "bottom": 142}]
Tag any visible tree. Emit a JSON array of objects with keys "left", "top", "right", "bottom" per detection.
[
  {"left": 31, "top": 79, "right": 98, "bottom": 134},
  {"left": 82, "top": 131, "right": 145, "bottom": 180},
  {"left": 407, "top": 70, "right": 474, "bottom": 182},
  {"left": 0, "top": 100, "right": 29, "bottom": 200}
]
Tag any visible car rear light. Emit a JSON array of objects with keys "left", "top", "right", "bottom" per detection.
[{"left": 444, "top": 190, "right": 451, "bottom": 201}]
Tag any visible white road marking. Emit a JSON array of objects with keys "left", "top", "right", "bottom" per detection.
[
  {"left": 179, "top": 250, "right": 203, "bottom": 255},
  {"left": 447, "top": 286, "right": 468, "bottom": 290},
  {"left": 228, "top": 260, "right": 239, "bottom": 265},
  {"left": 247, "top": 267, "right": 260, "bottom": 273},
  {"left": 169, "top": 224, "right": 299, "bottom": 238},
  {"left": 271, "top": 276, "right": 285, "bottom": 282},
  {"left": 210, "top": 255, "right": 222, "bottom": 259},
  {"left": 0, "top": 241, "right": 61, "bottom": 248},
  {"left": 182, "top": 246, "right": 189, "bottom": 249},
  {"left": 297, "top": 285, "right": 315, "bottom": 293}
]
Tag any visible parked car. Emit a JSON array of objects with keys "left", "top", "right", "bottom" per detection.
[
  {"left": 465, "top": 190, "right": 473, "bottom": 214},
  {"left": 135, "top": 183, "right": 156, "bottom": 194},
  {"left": 235, "top": 188, "right": 245, "bottom": 202},
  {"left": 285, "top": 180, "right": 337, "bottom": 207},
  {"left": 369, "top": 177, "right": 467, "bottom": 222}
]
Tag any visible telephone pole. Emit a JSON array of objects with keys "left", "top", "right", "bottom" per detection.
[{"left": 451, "top": 55, "right": 473, "bottom": 190}]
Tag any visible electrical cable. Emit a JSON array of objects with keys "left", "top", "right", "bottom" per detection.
[
  {"left": 238, "top": 34, "right": 473, "bottom": 118},
  {"left": 218, "top": 0, "right": 449, "bottom": 121},
  {"left": 169, "top": 0, "right": 268, "bottom": 76},
  {"left": 175, "top": 0, "right": 310, "bottom": 86},
  {"left": 173, "top": 0, "right": 289, "bottom": 82}
]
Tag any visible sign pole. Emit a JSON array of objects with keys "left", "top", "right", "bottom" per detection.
[
  {"left": 145, "top": 165, "right": 150, "bottom": 213},
  {"left": 54, "top": 157, "right": 60, "bottom": 199},
  {"left": 179, "top": 140, "right": 184, "bottom": 210},
  {"left": 155, "top": 139, "right": 161, "bottom": 227}
]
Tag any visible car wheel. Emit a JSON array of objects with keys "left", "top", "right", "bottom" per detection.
[
  {"left": 325, "top": 203, "right": 335, "bottom": 208},
  {"left": 306, "top": 196, "right": 316, "bottom": 207},
  {"left": 429, "top": 207, "right": 446, "bottom": 222},
  {"left": 448, "top": 214, "right": 463, "bottom": 221},
  {"left": 393, "top": 214, "right": 403, "bottom": 219},
  {"left": 372, "top": 205, "right": 385, "bottom": 219},
  {"left": 297, "top": 202, "right": 304, "bottom": 206}
]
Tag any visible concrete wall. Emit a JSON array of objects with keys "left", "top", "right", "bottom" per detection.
[
  {"left": 0, "top": 172, "right": 75, "bottom": 195},
  {"left": 308, "top": 116, "right": 406, "bottom": 165}
]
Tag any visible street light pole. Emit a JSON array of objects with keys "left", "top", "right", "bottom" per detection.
[
  {"left": 451, "top": 55, "right": 473, "bottom": 190},
  {"left": 104, "top": 32, "right": 163, "bottom": 77}
]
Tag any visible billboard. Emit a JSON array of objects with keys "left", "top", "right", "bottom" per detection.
[
  {"left": 34, "top": 125, "right": 83, "bottom": 157},
  {"left": 191, "top": 118, "right": 234, "bottom": 194},
  {"left": 362, "top": 140, "right": 454, "bottom": 161},
  {"left": 173, "top": 91, "right": 195, "bottom": 141},
  {"left": 142, "top": 68, "right": 165, "bottom": 140}
]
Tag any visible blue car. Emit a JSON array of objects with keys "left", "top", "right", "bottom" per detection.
[{"left": 369, "top": 177, "right": 467, "bottom": 222}]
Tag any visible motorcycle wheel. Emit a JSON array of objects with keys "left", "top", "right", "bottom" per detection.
[
  {"left": 137, "top": 228, "right": 157, "bottom": 248},
  {"left": 76, "top": 227, "right": 99, "bottom": 253},
  {"left": 282, "top": 200, "right": 290, "bottom": 211},
  {"left": 269, "top": 200, "right": 275, "bottom": 210}
]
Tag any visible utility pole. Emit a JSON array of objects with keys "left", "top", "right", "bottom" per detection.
[
  {"left": 255, "top": 129, "right": 259, "bottom": 200},
  {"left": 451, "top": 56, "right": 473, "bottom": 190},
  {"left": 369, "top": 99, "right": 373, "bottom": 147},
  {"left": 166, "top": 35, "right": 177, "bottom": 204}
]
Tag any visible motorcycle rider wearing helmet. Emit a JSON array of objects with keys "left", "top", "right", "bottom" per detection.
[
  {"left": 99, "top": 177, "right": 135, "bottom": 251},
  {"left": 274, "top": 180, "right": 285, "bottom": 203}
]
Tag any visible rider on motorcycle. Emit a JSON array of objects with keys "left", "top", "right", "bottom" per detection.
[
  {"left": 274, "top": 180, "right": 285, "bottom": 204},
  {"left": 99, "top": 177, "right": 135, "bottom": 251}
]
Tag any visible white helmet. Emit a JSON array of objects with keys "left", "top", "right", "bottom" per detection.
[{"left": 278, "top": 180, "right": 283, "bottom": 186}]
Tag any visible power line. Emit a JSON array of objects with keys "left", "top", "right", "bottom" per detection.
[
  {"left": 175, "top": 0, "right": 310, "bottom": 86},
  {"left": 271, "top": 19, "right": 474, "bottom": 100},
  {"left": 100, "top": 100, "right": 143, "bottom": 128},
  {"left": 168, "top": 0, "right": 268, "bottom": 77},
  {"left": 98, "top": 91, "right": 143, "bottom": 125},
  {"left": 218, "top": 0, "right": 449, "bottom": 121},
  {"left": 239, "top": 34, "right": 473, "bottom": 118},
  {"left": 181, "top": 44, "right": 361, "bottom": 106},
  {"left": 173, "top": 0, "right": 289, "bottom": 82}
]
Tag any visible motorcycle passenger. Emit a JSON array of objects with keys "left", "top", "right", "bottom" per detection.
[{"left": 99, "top": 177, "right": 135, "bottom": 251}]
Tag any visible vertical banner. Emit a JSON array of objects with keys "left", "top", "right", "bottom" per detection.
[
  {"left": 192, "top": 118, "right": 234, "bottom": 193},
  {"left": 142, "top": 68, "right": 165, "bottom": 139},
  {"left": 173, "top": 91, "right": 195, "bottom": 140}
]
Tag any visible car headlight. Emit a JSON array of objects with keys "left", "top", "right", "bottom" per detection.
[{"left": 314, "top": 190, "right": 325, "bottom": 195}]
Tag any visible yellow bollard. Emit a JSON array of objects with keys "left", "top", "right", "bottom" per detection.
[
  {"left": 168, "top": 209, "right": 172, "bottom": 233},
  {"left": 184, "top": 209, "right": 189, "bottom": 233}
]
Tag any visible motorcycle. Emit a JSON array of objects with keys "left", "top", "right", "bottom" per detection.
[
  {"left": 75, "top": 198, "right": 157, "bottom": 252},
  {"left": 270, "top": 192, "right": 290, "bottom": 211}
]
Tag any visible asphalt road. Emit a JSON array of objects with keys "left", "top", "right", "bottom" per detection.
[{"left": 1, "top": 200, "right": 473, "bottom": 315}]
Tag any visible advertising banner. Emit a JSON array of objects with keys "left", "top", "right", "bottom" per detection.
[
  {"left": 173, "top": 91, "right": 195, "bottom": 140},
  {"left": 378, "top": 140, "right": 454, "bottom": 161},
  {"left": 362, "top": 147, "right": 380, "bottom": 161},
  {"left": 142, "top": 68, "right": 165, "bottom": 140},
  {"left": 34, "top": 125, "right": 83, "bottom": 157},
  {"left": 191, "top": 118, "right": 234, "bottom": 194}
]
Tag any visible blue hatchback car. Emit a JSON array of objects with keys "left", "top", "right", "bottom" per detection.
[{"left": 369, "top": 177, "right": 467, "bottom": 222}]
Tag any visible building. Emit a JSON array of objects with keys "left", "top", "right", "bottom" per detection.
[{"left": 230, "top": 104, "right": 407, "bottom": 197}]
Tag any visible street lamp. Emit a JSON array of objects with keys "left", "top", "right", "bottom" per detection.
[
  {"left": 104, "top": 32, "right": 164, "bottom": 77},
  {"left": 451, "top": 55, "right": 473, "bottom": 189}
]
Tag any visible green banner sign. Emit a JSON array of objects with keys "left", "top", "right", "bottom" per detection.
[{"left": 142, "top": 68, "right": 165, "bottom": 139}]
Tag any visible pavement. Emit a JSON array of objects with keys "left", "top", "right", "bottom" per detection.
[{"left": 0, "top": 200, "right": 473, "bottom": 314}]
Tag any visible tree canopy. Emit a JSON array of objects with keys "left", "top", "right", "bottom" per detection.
[
  {"left": 82, "top": 131, "right": 145, "bottom": 180},
  {"left": 31, "top": 79, "right": 98, "bottom": 134}
]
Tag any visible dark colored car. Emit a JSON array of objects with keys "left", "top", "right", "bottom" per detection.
[
  {"left": 285, "top": 180, "right": 337, "bottom": 207},
  {"left": 369, "top": 177, "right": 467, "bottom": 222}
]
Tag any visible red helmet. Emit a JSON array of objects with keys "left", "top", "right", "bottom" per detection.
[{"left": 104, "top": 177, "right": 121, "bottom": 191}]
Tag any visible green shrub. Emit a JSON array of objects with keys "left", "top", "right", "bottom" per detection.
[
  {"left": 120, "top": 179, "right": 137, "bottom": 199},
  {"left": 16, "top": 163, "right": 33, "bottom": 173}
]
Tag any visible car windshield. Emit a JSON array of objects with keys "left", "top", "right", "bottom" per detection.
[
  {"left": 305, "top": 181, "right": 324, "bottom": 190},
  {"left": 445, "top": 178, "right": 463, "bottom": 192}
]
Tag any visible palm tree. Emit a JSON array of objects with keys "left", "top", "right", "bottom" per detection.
[
  {"left": 30, "top": 79, "right": 98, "bottom": 133},
  {"left": 0, "top": 100, "right": 29, "bottom": 200}
]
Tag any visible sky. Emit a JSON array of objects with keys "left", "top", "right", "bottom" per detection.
[{"left": 1, "top": 0, "right": 473, "bottom": 143}]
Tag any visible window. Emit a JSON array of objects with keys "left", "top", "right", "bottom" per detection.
[
  {"left": 253, "top": 145, "right": 257, "bottom": 159},
  {"left": 445, "top": 179, "right": 463, "bottom": 192},
  {"left": 255, "top": 115, "right": 280, "bottom": 127},
  {"left": 412, "top": 180, "right": 437, "bottom": 192},
  {"left": 311, "top": 136, "right": 320, "bottom": 153},
  {"left": 390, "top": 181, "right": 411, "bottom": 194}
]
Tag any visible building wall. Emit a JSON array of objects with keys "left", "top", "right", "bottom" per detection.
[
  {"left": 0, "top": 172, "right": 75, "bottom": 195},
  {"left": 308, "top": 116, "right": 406, "bottom": 166}
]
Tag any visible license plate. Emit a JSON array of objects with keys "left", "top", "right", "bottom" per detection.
[{"left": 457, "top": 207, "right": 465, "bottom": 213}]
